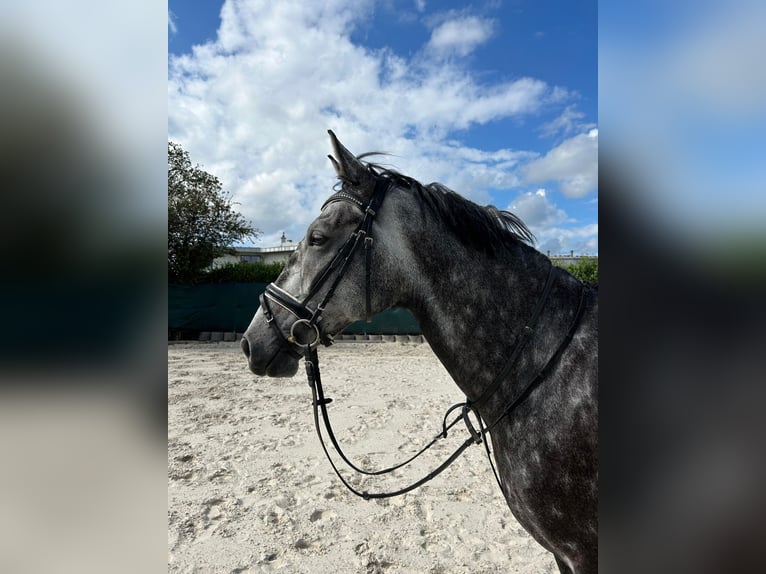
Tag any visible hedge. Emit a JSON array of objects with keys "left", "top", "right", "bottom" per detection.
[
  {"left": 202, "top": 261, "right": 285, "bottom": 283},
  {"left": 201, "top": 257, "right": 598, "bottom": 286},
  {"left": 554, "top": 256, "right": 598, "bottom": 284}
]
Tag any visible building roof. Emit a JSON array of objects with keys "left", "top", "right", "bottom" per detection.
[{"left": 233, "top": 244, "right": 298, "bottom": 254}]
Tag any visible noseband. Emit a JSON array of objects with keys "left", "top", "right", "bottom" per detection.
[{"left": 259, "top": 177, "right": 390, "bottom": 357}]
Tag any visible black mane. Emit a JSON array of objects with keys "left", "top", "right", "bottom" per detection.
[{"left": 357, "top": 159, "right": 535, "bottom": 256}]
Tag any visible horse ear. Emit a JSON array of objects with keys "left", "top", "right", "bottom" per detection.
[
  {"left": 327, "top": 130, "right": 367, "bottom": 183},
  {"left": 327, "top": 154, "right": 341, "bottom": 177}
]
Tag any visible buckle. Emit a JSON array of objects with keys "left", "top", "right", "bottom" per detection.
[{"left": 461, "top": 405, "right": 483, "bottom": 445}]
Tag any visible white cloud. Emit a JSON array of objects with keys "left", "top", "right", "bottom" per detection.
[
  {"left": 539, "top": 104, "right": 594, "bottom": 138},
  {"left": 426, "top": 16, "right": 494, "bottom": 58},
  {"left": 522, "top": 129, "right": 598, "bottom": 198},
  {"left": 414, "top": 0, "right": 426, "bottom": 13},
  {"left": 168, "top": 0, "right": 583, "bottom": 246},
  {"left": 537, "top": 224, "right": 599, "bottom": 256},
  {"left": 506, "top": 188, "right": 596, "bottom": 255},
  {"left": 509, "top": 189, "right": 568, "bottom": 231}
]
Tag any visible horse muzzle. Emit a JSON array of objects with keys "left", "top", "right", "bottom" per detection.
[{"left": 241, "top": 333, "right": 300, "bottom": 377}]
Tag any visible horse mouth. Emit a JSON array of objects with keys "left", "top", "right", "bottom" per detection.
[{"left": 248, "top": 347, "right": 300, "bottom": 378}]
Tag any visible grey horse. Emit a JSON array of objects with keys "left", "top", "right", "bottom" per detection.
[{"left": 241, "top": 131, "right": 598, "bottom": 573}]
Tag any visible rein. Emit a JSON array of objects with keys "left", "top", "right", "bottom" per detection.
[
  {"left": 303, "top": 344, "right": 479, "bottom": 499},
  {"left": 259, "top": 175, "right": 587, "bottom": 500}
]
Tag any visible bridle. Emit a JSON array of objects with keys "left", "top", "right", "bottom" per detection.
[
  {"left": 259, "top": 176, "right": 390, "bottom": 358},
  {"left": 257, "top": 174, "right": 587, "bottom": 500}
]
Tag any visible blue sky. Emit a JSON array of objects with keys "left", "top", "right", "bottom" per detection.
[{"left": 168, "top": 0, "right": 597, "bottom": 254}]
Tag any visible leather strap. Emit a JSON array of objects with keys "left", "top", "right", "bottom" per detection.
[
  {"left": 261, "top": 176, "right": 391, "bottom": 350},
  {"left": 305, "top": 344, "right": 477, "bottom": 500},
  {"left": 304, "top": 282, "right": 588, "bottom": 501},
  {"left": 469, "top": 264, "right": 559, "bottom": 411},
  {"left": 259, "top": 292, "right": 303, "bottom": 359}
]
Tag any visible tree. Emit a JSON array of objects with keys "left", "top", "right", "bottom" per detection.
[{"left": 168, "top": 142, "right": 259, "bottom": 283}]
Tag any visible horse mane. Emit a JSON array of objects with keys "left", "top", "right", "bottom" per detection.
[{"left": 354, "top": 157, "right": 535, "bottom": 255}]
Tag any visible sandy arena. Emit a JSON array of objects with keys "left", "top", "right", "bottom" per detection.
[{"left": 168, "top": 340, "right": 557, "bottom": 573}]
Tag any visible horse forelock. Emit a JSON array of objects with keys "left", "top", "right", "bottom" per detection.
[{"left": 347, "top": 157, "right": 535, "bottom": 256}]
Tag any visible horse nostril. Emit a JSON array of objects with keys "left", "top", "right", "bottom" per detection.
[{"left": 240, "top": 336, "right": 250, "bottom": 358}]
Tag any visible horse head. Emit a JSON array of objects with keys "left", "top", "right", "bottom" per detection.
[{"left": 241, "top": 131, "right": 407, "bottom": 376}]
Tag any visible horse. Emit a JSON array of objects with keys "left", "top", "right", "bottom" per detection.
[{"left": 240, "top": 131, "right": 598, "bottom": 573}]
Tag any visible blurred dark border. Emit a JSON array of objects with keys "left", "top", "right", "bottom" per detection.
[
  {"left": 0, "top": 4, "right": 167, "bottom": 573},
  {"left": 599, "top": 159, "right": 766, "bottom": 574}
]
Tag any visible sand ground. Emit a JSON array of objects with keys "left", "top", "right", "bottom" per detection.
[{"left": 168, "top": 341, "right": 557, "bottom": 573}]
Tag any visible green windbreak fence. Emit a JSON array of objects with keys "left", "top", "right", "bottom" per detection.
[
  {"left": 169, "top": 283, "right": 421, "bottom": 335},
  {"left": 347, "top": 307, "right": 420, "bottom": 335},
  {"left": 169, "top": 283, "right": 265, "bottom": 333}
]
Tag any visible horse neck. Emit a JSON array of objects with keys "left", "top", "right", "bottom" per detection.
[{"left": 401, "top": 234, "right": 554, "bottom": 415}]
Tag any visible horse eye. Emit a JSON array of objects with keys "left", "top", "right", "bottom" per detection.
[{"left": 309, "top": 231, "right": 326, "bottom": 246}]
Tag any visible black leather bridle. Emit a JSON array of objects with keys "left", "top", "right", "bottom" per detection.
[
  {"left": 257, "top": 174, "right": 586, "bottom": 500},
  {"left": 259, "top": 176, "right": 390, "bottom": 359}
]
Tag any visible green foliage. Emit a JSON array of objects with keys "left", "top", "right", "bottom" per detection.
[
  {"left": 202, "top": 261, "right": 285, "bottom": 283},
  {"left": 554, "top": 256, "right": 599, "bottom": 284},
  {"left": 168, "top": 142, "right": 259, "bottom": 283}
]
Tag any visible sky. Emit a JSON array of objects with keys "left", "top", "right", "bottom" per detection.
[{"left": 168, "top": 0, "right": 597, "bottom": 255}]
